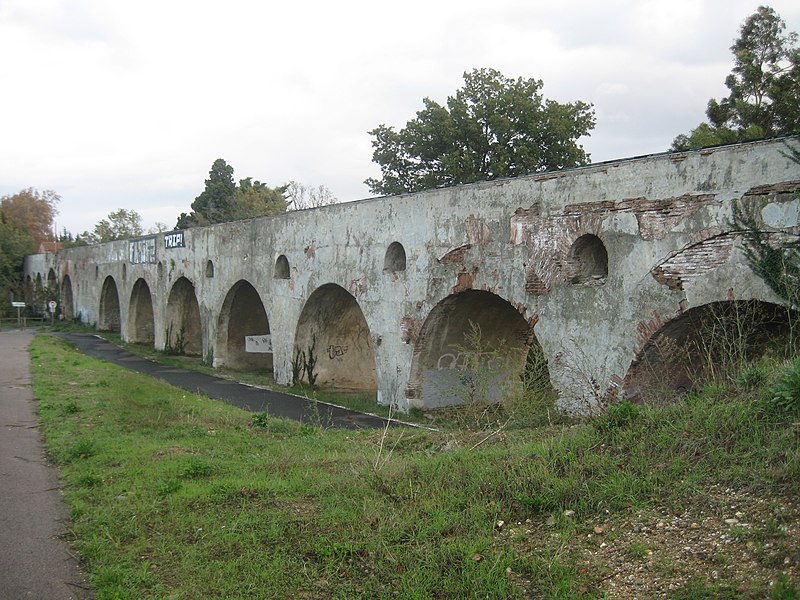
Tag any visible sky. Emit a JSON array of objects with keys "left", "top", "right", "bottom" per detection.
[{"left": 2, "top": 0, "right": 799, "bottom": 236}]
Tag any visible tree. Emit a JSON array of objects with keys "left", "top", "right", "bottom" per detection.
[
  {"left": 672, "top": 6, "right": 800, "bottom": 151},
  {"left": 232, "top": 177, "right": 288, "bottom": 220},
  {"left": 0, "top": 188, "right": 60, "bottom": 247},
  {"left": 286, "top": 181, "right": 338, "bottom": 210},
  {"left": 365, "top": 68, "right": 596, "bottom": 195},
  {"left": 82, "top": 208, "right": 144, "bottom": 244},
  {"left": 176, "top": 159, "right": 288, "bottom": 228}
]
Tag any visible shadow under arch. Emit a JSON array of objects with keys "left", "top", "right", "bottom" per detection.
[
  {"left": 408, "top": 289, "right": 552, "bottom": 409},
  {"left": 98, "top": 276, "right": 121, "bottom": 332},
  {"left": 623, "top": 299, "right": 795, "bottom": 402},
  {"left": 128, "top": 278, "right": 155, "bottom": 344},
  {"left": 61, "top": 275, "right": 74, "bottom": 321},
  {"left": 165, "top": 277, "right": 202, "bottom": 355},
  {"left": 216, "top": 280, "right": 271, "bottom": 370},
  {"left": 294, "top": 283, "right": 377, "bottom": 392}
]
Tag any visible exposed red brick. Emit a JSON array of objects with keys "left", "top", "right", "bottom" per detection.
[
  {"left": 635, "top": 312, "right": 665, "bottom": 354},
  {"left": 438, "top": 244, "right": 471, "bottom": 264},
  {"left": 466, "top": 215, "right": 491, "bottom": 247},
  {"left": 452, "top": 267, "right": 479, "bottom": 294},
  {"left": 348, "top": 274, "right": 367, "bottom": 298},
  {"left": 742, "top": 180, "right": 800, "bottom": 197},
  {"left": 400, "top": 315, "right": 422, "bottom": 345},
  {"left": 651, "top": 233, "right": 734, "bottom": 290},
  {"left": 304, "top": 240, "right": 316, "bottom": 258},
  {"left": 525, "top": 267, "right": 551, "bottom": 295}
]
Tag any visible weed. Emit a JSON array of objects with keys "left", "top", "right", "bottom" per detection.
[
  {"left": 303, "top": 335, "right": 318, "bottom": 388},
  {"left": 769, "top": 358, "right": 800, "bottom": 415}
]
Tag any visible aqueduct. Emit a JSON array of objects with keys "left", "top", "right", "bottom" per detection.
[{"left": 24, "top": 138, "right": 800, "bottom": 412}]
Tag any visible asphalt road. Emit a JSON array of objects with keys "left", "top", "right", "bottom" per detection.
[{"left": 57, "top": 332, "right": 406, "bottom": 430}]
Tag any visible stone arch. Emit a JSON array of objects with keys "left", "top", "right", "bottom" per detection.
[
  {"left": 61, "top": 275, "right": 74, "bottom": 321},
  {"left": 275, "top": 255, "right": 290, "bottom": 279},
  {"left": 623, "top": 300, "right": 794, "bottom": 402},
  {"left": 215, "top": 280, "right": 271, "bottom": 370},
  {"left": 408, "top": 289, "right": 551, "bottom": 409},
  {"left": 47, "top": 268, "right": 57, "bottom": 293},
  {"left": 98, "top": 276, "right": 121, "bottom": 332},
  {"left": 122, "top": 263, "right": 127, "bottom": 282},
  {"left": 294, "top": 283, "right": 377, "bottom": 391},
  {"left": 128, "top": 278, "right": 155, "bottom": 344},
  {"left": 206, "top": 260, "right": 215, "bottom": 278},
  {"left": 165, "top": 277, "right": 202, "bottom": 355},
  {"left": 384, "top": 242, "right": 406, "bottom": 272},
  {"left": 566, "top": 234, "right": 608, "bottom": 284}
]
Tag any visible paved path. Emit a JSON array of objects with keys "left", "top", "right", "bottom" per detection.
[
  {"left": 0, "top": 329, "right": 92, "bottom": 599},
  {"left": 58, "top": 333, "right": 408, "bottom": 430}
]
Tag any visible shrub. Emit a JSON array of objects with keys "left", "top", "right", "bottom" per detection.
[{"left": 769, "top": 358, "right": 800, "bottom": 415}]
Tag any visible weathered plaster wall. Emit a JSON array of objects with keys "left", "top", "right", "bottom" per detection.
[{"left": 24, "top": 138, "right": 800, "bottom": 412}]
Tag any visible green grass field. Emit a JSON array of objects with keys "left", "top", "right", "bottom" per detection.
[{"left": 30, "top": 334, "right": 799, "bottom": 598}]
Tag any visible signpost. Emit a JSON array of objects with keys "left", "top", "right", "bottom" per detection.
[
  {"left": 11, "top": 301, "right": 24, "bottom": 327},
  {"left": 48, "top": 300, "right": 56, "bottom": 323}
]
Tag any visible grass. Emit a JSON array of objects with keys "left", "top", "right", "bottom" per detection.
[{"left": 30, "top": 334, "right": 800, "bottom": 598}]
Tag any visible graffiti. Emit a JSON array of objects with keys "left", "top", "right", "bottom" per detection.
[
  {"left": 245, "top": 335, "right": 273, "bottom": 354},
  {"left": 328, "top": 345, "right": 348, "bottom": 359},
  {"left": 129, "top": 237, "right": 156, "bottom": 264},
  {"left": 164, "top": 231, "right": 186, "bottom": 249}
]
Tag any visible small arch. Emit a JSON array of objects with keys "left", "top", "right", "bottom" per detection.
[
  {"left": 95, "top": 265, "right": 99, "bottom": 279},
  {"left": 157, "top": 262, "right": 164, "bottom": 281},
  {"left": 122, "top": 263, "right": 127, "bottom": 281},
  {"left": 205, "top": 260, "right": 215, "bottom": 278},
  {"left": 384, "top": 241, "right": 407, "bottom": 272},
  {"left": 566, "top": 234, "right": 608, "bottom": 284},
  {"left": 274, "top": 255, "right": 290, "bottom": 279}
]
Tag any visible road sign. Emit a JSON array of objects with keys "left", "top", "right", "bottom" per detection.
[
  {"left": 48, "top": 300, "right": 57, "bottom": 312},
  {"left": 11, "top": 301, "right": 25, "bottom": 308}
]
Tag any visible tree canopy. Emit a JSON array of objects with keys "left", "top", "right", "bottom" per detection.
[
  {"left": 672, "top": 6, "right": 800, "bottom": 151},
  {"left": 80, "top": 208, "right": 145, "bottom": 244},
  {"left": 365, "top": 68, "right": 596, "bottom": 195},
  {"left": 176, "top": 159, "right": 288, "bottom": 228}
]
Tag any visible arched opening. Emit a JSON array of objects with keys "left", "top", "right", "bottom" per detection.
[
  {"left": 567, "top": 234, "right": 608, "bottom": 284},
  {"left": 408, "top": 290, "right": 552, "bottom": 409},
  {"left": 98, "top": 276, "right": 121, "bottom": 332},
  {"left": 128, "top": 279, "right": 155, "bottom": 345},
  {"left": 294, "top": 283, "right": 377, "bottom": 392},
  {"left": 206, "top": 260, "right": 215, "bottom": 278},
  {"left": 47, "top": 269, "right": 57, "bottom": 300},
  {"left": 275, "top": 255, "right": 290, "bottom": 279},
  {"left": 25, "top": 275, "right": 33, "bottom": 304},
  {"left": 157, "top": 262, "right": 164, "bottom": 282},
  {"left": 623, "top": 300, "right": 794, "bottom": 403},
  {"left": 122, "top": 263, "right": 127, "bottom": 281},
  {"left": 216, "top": 280, "right": 271, "bottom": 371},
  {"left": 61, "top": 275, "right": 74, "bottom": 321},
  {"left": 384, "top": 242, "right": 407, "bottom": 272},
  {"left": 165, "top": 277, "right": 202, "bottom": 355}
]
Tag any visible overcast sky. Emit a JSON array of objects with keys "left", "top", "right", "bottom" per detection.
[{"left": 2, "top": 0, "right": 799, "bottom": 236}]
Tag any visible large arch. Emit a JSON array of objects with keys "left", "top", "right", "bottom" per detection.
[
  {"left": 216, "top": 280, "right": 272, "bottom": 371},
  {"left": 128, "top": 278, "right": 155, "bottom": 345},
  {"left": 98, "top": 276, "right": 121, "bottom": 332},
  {"left": 165, "top": 277, "right": 202, "bottom": 355},
  {"left": 623, "top": 299, "right": 794, "bottom": 402},
  {"left": 61, "top": 275, "right": 74, "bottom": 321},
  {"left": 408, "top": 290, "right": 551, "bottom": 409},
  {"left": 294, "top": 283, "right": 377, "bottom": 391}
]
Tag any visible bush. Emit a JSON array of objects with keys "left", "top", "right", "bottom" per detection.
[{"left": 769, "top": 358, "right": 800, "bottom": 415}]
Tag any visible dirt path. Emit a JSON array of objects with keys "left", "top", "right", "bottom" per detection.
[{"left": 0, "top": 329, "right": 92, "bottom": 599}]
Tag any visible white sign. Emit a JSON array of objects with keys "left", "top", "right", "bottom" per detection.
[
  {"left": 245, "top": 335, "right": 273, "bottom": 353},
  {"left": 11, "top": 301, "right": 25, "bottom": 308},
  {"left": 48, "top": 300, "right": 57, "bottom": 312}
]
